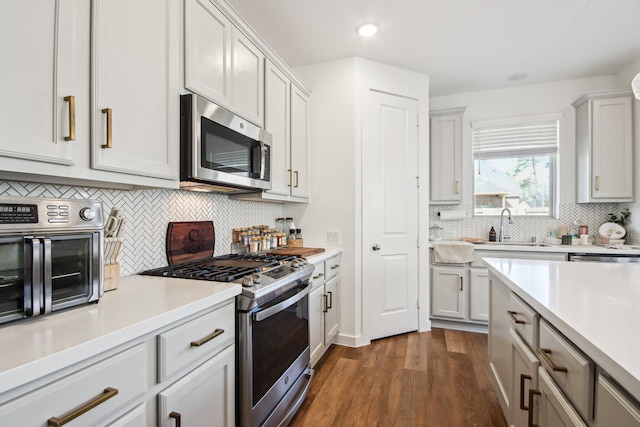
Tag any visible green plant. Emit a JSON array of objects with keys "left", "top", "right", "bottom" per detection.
[{"left": 607, "top": 207, "right": 631, "bottom": 226}]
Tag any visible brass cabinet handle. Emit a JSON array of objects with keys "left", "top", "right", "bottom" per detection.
[
  {"left": 169, "top": 411, "right": 182, "bottom": 427},
  {"left": 63, "top": 96, "right": 76, "bottom": 141},
  {"left": 538, "top": 348, "right": 568, "bottom": 373},
  {"left": 323, "top": 294, "right": 328, "bottom": 313},
  {"left": 288, "top": 169, "right": 292, "bottom": 187},
  {"left": 330, "top": 265, "right": 340, "bottom": 270},
  {"left": 507, "top": 310, "right": 526, "bottom": 325},
  {"left": 47, "top": 387, "right": 118, "bottom": 426},
  {"left": 528, "top": 389, "right": 541, "bottom": 427},
  {"left": 294, "top": 170, "right": 299, "bottom": 188},
  {"left": 327, "top": 291, "right": 333, "bottom": 309},
  {"left": 190, "top": 328, "right": 224, "bottom": 347},
  {"left": 455, "top": 180, "right": 460, "bottom": 195},
  {"left": 101, "top": 108, "right": 112, "bottom": 148},
  {"left": 520, "top": 374, "right": 532, "bottom": 410},
  {"left": 595, "top": 175, "right": 600, "bottom": 191},
  {"left": 313, "top": 273, "right": 325, "bottom": 279}
]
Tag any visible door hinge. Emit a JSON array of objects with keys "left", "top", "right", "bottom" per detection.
[
  {"left": 416, "top": 176, "right": 420, "bottom": 188},
  {"left": 417, "top": 115, "right": 420, "bottom": 127},
  {"left": 417, "top": 299, "right": 420, "bottom": 309}
]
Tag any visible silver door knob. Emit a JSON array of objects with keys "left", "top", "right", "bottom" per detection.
[{"left": 372, "top": 244, "right": 381, "bottom": 251}]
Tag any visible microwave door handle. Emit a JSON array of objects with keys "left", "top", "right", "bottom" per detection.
[
  {"left": 26, "top": 237, "right": 41, "bottom": 317},
  {"left": 42, "top": 238, "right": 52, "bottom": 314},
  {"left": 259, "top": 140, "right": 267, "bottom": 180}
]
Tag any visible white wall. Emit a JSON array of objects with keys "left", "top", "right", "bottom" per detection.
[
  {"left": 616, "top": 56, "right": 640, "bottom": 239},
  {"left": 286, "top": 57, "right": 430, "bottom": 346}
]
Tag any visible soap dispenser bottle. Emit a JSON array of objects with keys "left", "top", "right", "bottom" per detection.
[{"left": 489, "top": 226, "right": 497, "bottom": 242}]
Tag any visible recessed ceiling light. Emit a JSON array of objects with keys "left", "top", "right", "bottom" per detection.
[
  {"left": 357, "top": 23, "right": 378, "bottom": 38},
  {"left": 507, "top": 73, "right": 528, "bottom": 81}
]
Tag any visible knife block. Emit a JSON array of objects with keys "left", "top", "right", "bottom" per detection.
[{"left": 104, "top": 262, "right": 120, "bottom": 291}]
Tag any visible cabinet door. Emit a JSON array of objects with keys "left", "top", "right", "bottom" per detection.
[
  {"left": 264, "top": 60, "right": 292, "bottom": 197},
  {"left": 591, "top": 96, "right": 633, "bottom": 200},
  {"left": 469, "top": 268, "right": 489, "bottom": 322},
  {"left": 0, "top": 0, "right": 82, "bottom": 166},
  {"left": 594, "top": 373, "right": 640, "bottom": 427},
  {"left": 107, "top": 403, "right": 147, "bottom": 427},
  {"left": 290, "top": 85, "right": 310, "bottom": 199},
  {"left": 430, "top": 109, "right": 464, "bottom": 204},
  {"left": 431, "top": 266, "right": 466, "bottom": 319},
  {"left": 532, "top": 367, "right": 587, "bottom": 427},
  {"left": 309, "top": 285, "right": 325, "bottom": 367},
  {"left": 184, "top": 0, "right": 232, "bottom": 109},
  {"left": 231, "top": 28, "right": 264, "bottom": 127},
  {"left": 489, "top": 276, "right": 512, "bottom": 417},
  {"left": 324, "top": 276, "right": 340, "bottom": 345},
  {"left": 510, "top": 329, "right": 539, "bottom": 427},
  {"left": 158, "top": 345, "right": 235, "bottom": 427},
  {"left": 92, "top": 0, "right": 179, "bottom": 180}
]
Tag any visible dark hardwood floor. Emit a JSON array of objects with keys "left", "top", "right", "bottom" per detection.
[{"left": 290, "top": 328, "right": 507, "bottom": 427}]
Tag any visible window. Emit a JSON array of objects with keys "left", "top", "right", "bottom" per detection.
[{"left": 472, "top": 115, "right": 559, "bottom": 217}]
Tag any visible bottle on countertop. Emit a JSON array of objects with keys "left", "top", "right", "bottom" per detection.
[
  {"left": 489, "top": 226, "right": 496, "bottom": 242},
  {"left": 288, "top": 229, "right": 296, "bottom": 241}
]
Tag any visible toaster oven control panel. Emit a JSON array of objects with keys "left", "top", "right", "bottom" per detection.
[{"left": 0, "top": 204, "right": 38, "bottom": 224}]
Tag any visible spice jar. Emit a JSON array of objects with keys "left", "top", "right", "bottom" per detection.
[{"left": 249, "top": 237, "right": 260, "bottom": 253}]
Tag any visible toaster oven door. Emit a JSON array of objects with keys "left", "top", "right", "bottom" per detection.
[{"left": 0, "top": 236, "right": 34, "bottom": 324}]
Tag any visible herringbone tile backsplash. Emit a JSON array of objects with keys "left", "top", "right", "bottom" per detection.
[
  {"left": 0, "top": 180, "right": 282, "bottom": 275},
  {"left": 430, "top": 203, "right": 617, "bottom": 241}
]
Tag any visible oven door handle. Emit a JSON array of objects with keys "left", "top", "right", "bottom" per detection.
[{"left": 254, "top": 286, "right": 309, "bottom": 322}]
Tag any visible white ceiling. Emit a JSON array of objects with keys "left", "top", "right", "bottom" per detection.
[{"left": 225, "top": 0, "right": 640, "bottom": 97}]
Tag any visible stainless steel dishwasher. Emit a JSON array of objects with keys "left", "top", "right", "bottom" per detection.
[{"left": 568, "top": 253, "right": 640, "bottom": 263}]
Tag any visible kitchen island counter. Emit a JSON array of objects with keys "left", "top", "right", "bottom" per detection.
[
  {"left": 0, "top": 275, "right": 240, "bottom": 395},
  {"left": 484, "top": 257, "right": 640, "bottom": 401}
]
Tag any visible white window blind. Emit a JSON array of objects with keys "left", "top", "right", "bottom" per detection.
[{"left": 472, "top": 119, "right": 559, "bottom": 160}]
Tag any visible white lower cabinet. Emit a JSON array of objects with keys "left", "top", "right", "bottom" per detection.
[
  {"left": 489, "top": 275, "right": 512, "bottom": 415},
  {"left": 431, "top": 265, "right": 466, "bottom": 320},
  {"left": 107, "top": 403, "right": 148, "bottom": 427},
  {"left": 158, "top": 344, "right": 235, "bottom": 427},
  {"left": 469, "top": 267, "right": 489, "bottom": 322},
  {"left": 0, "top": 344, "right": 147, "bottom": 426},
  {"left": 309, "top": 254, "right": 341, "bottom": 366},
  {"left": 594, "top": 372, "right": 640, "bottom": 427},
  {"left": 509, "top": 328, "right": 539, "bottom": 427},
  {"left": 532, "top": 367, "right": 587, "bottom": 427}
]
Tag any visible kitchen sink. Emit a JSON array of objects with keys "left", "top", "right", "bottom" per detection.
[{"left": 472, "top": 241, "right": 550, "bottom": 247}]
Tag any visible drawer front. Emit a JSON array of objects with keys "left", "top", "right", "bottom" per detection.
[
  {"left": 158, "top": 301, "right": 235, "bottom": 382},
  {"left": 539, "top": 319, "right": 594, "bottom": 420},
  {"left": 0, "top": 344, "right": 146, "bottom": 426},
  {"left": 508, "top": 293, "right": 539, "bottom": 349},
  {"left": 311, "top": 262, "right": 326, "bottom": 289},
  {"left": 324, "top": 254, "right": 342, "bottom": 280},
  {"left": 594, "top": 372, "right": 640, "bottom": 427}
]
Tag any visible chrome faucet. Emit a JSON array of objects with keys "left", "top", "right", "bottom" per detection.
[{"left": 499, "top": 208, "right": 513, "bottom": 242}]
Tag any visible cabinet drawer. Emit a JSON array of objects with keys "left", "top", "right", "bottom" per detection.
[
  {"left": 539, "top": 319, "right": 594, "bottom": 421},
  {"left": 311, "top": 262, "right": 326, "bottom": 288},
  {"left": 325, "top": 254, "right": 342, "bottom": 280},
  {"left": 158, "top": 301, "right": 235, "bottom": 382},
  {"left": 0, "top": 344, "right": 146, "bottom": 426},
  {"left": 508, "top": 293, "right": 539, "bottom": 349},
  {"left": 594, "top": 372, "right": 640, "bottom": 427}
]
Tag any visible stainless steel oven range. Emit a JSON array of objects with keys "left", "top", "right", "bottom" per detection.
[
  {"left": 0, "top": 196, "right": 104, "bottom": 325},
  {"left": 142, "top": 253, "right": 315, "bottom": 427}
]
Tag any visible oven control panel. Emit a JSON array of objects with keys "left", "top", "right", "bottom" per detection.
[{"left": 0, "top": 196, "right": 104, "bottom": 232}]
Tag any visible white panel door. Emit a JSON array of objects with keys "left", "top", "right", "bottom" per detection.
[
  {"left": 366, "top": 90, "right": 419, "bottom": 340},
  {"left": 264, "top": 60, "right": 291, "bottom": 196},
  {"left": 0, "top": 0, "right": 80, "bottom": 165},
  {"left": 92, "top": 0, "right": 178, "bottom": 179}
]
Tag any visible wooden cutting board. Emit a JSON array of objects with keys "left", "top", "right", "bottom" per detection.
[
  {"left": 166, "top": 221, "right": 215, "bottom": 265},
  {"left": 266, "top": 247, "right": 325, "bottom": 257}
]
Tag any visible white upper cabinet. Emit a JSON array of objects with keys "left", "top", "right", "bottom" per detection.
[
  {"left": 92, "top": 0, "right": 179, "bottom": 180},
  {"left": 430, "top": 107, "right": 465, "bottom": 204},
  {"left": 185, "top": 0, "right": 264, "bottom": 127},
  {"left": 231, "top": 28, "right": 265, "bottom": 127},
  {"left": 264, "top": 61, "right": 291, "bottom": 197},
  {"left": 290, "top": 84, "right": 310, "bottom": 199},
  {"left": 0, "top": 0, "right": 83, "bottom": 166},
  {"left": 574, "top": 90, "right": 634, "bottom": 203},
  {"left": 185, "top": 0, "right": 232, "bottom": 110}
]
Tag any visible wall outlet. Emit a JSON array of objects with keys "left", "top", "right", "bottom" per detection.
[{"left": 327, "top": 230, "right": 341, "bottom": 243}]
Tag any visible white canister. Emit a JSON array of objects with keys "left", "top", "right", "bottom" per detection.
[{"left": 580, "top": 234, "right": 589, "bottom": 245}]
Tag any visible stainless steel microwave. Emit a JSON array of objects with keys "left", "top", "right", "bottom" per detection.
[
  {"left": 180, "top": 94, "right": 272, "bottom": 193},
  {"left": 0, "top": 196, "right": 103, "bottom": 325}
]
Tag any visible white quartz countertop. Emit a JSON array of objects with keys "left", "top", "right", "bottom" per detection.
[
  {"left": 304, "top": 246, "right": 342, "bottom": 264},
  {"left": 430, "top": 240, "right": 640, "bottom": 255},
  {"left": 0, "top": 275, "right": 241, "bottom": 395},
  {"left": 483, "top": 257, "right": 640, "bottom": 400}
]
